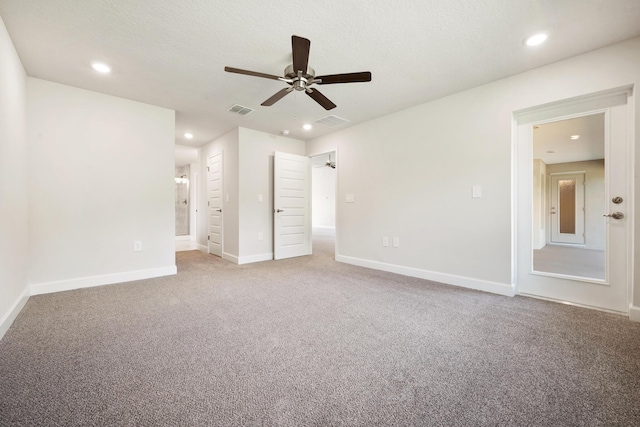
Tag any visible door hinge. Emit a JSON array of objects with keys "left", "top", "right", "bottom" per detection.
[
  {"left": 207, "top": 201, "right": 210, "bottom": 206},
  {"left": 207, "top": 166, "right": 210, "bottom": 171},
  {"left": 208, "top": 235, "right": 210, "bottom": 240}
]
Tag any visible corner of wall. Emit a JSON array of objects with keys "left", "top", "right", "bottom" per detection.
[{"left": 0, "top": 287, "right": 30, "bottom": 341}]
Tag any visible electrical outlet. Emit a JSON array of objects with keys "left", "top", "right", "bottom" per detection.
[
  {"left": 134, "top": 240, "right": 142, "bottom": 252},
  {"left": 258, "top": 232, "right": 263, "bottom": 241},
  {"left": 392, "top": 237, "right": 400, "bottom": 248},
  {"left": 382, "top": 236, "right": 389, "bottom": 247},
  {"left": 258, "top": 194, "right": 263, "bottom": 203}
]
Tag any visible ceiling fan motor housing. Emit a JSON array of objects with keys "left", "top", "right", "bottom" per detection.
[{"left": 285, "top": 64, "right": 316, "bottom": 91}]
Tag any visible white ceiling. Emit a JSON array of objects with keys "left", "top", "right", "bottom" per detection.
[
  {"left": 533, "top": 113, "right": 604, "bottom": 164},
  {"left": 1, "top": 0, "right": 639, "bottom": 147}
]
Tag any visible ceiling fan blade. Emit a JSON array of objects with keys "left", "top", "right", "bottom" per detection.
[
  {"left": 261, "top": 87, "right": 293, "bottom": 106},
  {"left": 315, "top": 71, "right": 372, "bottom": 85},
  {"left": 224, "top": 66, "right": 282, "bottom": 80},
  {"left": 292, "top": 35, "right": 311, "bottom": 73},
  {"left": 306, "top": 88, "right": 337, "bottom": 110}
]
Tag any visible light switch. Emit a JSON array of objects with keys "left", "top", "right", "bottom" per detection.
[
  {"left": 472, "top": 185, "right": 482, "bottom": 198},
  {"left": 346, "top": 193, "right": 355, "bottom": 203},
  {"left": 258, "top": 194, "right": 263, "bottom": 203},
  {"left": 382, "top": 236, "right": 389, "bottom": 247},
  {"left": 392, "top": 237, "right": 400, "bottom": 248}
]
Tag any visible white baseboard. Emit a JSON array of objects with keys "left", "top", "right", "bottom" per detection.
[
  {"left": 30, "top": 265, "right": 177, "bottom": 296},
  {"left": 336, "top": 255, "right": 515, "bottom": 297},
  {"left": 629, "top": 305, "right": 640, "bottom": 322},
  {"left": 0, "top": 286, "right": 30, "bottom": 340},
  {"left": 175, "top": 235, "right": 192, "bottom": 241},
  {"left": 221, "top": 252, "right": 273, "bottom": 265},
  {"left": 238, "top": 253, "right": 273, "bottom": 265},
  {"left": 222, "top": 252, "right": 239, "bottom": 264},
  {"left": 197, "top": 244, "right": 208, "bottom": 252}
]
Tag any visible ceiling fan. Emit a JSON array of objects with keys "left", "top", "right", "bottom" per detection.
[{"left": 224, "top": 35, "right": 371, "bottom": 110}]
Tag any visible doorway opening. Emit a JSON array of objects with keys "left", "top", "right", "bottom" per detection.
[
  {"left": 175, "top": 145, "right": 199, "bottom": 252},
  {"left": 514, "top": 87, "right": 632, "bottom": 314},
  {"left": 310, "top": 150, "right": 337, "bottom": 259},
  {"left": 532, "top": 113, "right": 605, "bottom": 280}
]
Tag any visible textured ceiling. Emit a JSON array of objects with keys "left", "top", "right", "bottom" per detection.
[{"left": 1, "top": 0, "right": 639, "bottom": 147}]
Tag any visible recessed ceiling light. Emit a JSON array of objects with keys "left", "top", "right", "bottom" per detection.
[
  {"left": 303, "top": 124, "right": 313, "bottom": 131},
  {"left": 524, "top": 33, "right": 547, "bottom": 47},
  {"left": 184, "top": 133, "right": 194, "bottom": 139},
  {"left": 570, "top": 134, "right": 580, "bottom": 140},
  {"left": 91, "top": 62, "right": 111, "bottom": 73}
]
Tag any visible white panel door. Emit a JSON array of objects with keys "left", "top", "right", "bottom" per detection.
[
  {"left": 207, "top": 152, "right": 223, "bottom": 257},
  {"left": 550, "top": 172, "right": 585, "bottom": 244},
  {"left": 516, "top": 101, "right": 629, "bottom": 313},
  {"left": 274, "top": 152, "right": 311, "bottom": 260}
]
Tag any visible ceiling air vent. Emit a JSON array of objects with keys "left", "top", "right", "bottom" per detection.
[
  {"left": 228, "top": 104, "right": 254, "bottom": 116},
  {"left": 315, "top": 115, "right": 350, "bottom": 128}
]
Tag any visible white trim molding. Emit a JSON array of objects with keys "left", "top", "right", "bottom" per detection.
[
  {"left": 30, "top": 265, "right": 177, "bottom": 296},
  {"left": 337, "top": 255, "right": 515, "bottom": 297},
  {"left": 223, "top": 252, "right": 274, "bottom": 265},
  {"left": 0, "top": 286, "right": 31, "bottom": 340},
  {"left": 238, "top": 253, "right": 273, "bottom": 265},
  {"left": 630, "top": 305, "right": 640, "bottom": 322},
  {"left": 222, "top": 252, "right": 239, "bottom": 264}
]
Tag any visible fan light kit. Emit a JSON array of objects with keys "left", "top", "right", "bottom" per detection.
[
  {"left": 225, "top": 35, "right": 372, "bottom": 110},
  {"left": 570, "top": 134, "right": 580, "bottom": 140}
]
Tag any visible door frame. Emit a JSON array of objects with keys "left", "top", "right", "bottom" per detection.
[
  {"left": 511, "top": 86, "right": 634, "bottom": 314},
  {"left": 307, "top": 147, "right": 339, "bottom": 259}
]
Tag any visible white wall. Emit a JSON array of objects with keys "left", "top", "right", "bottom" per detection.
[
  {"left": 312, "top": 165, "right": 336, "bottom": 228},
  {"left": 27, "top": 78, "right": 176, "bottom": 292},
  {"left": 0, "top": 16, "right": 29, "bottom": 338},
  {"left": 198, "top": 128, "right": 240, "bottom": 258},
  {"left": 546, "top": 160, "right": 605, "bottom": 250},
  {"left": 238, "top": 128, "right": 305, "bottom": 261},
  {"left": 306, "top": 36, "right": 640, "bottom": 302}
]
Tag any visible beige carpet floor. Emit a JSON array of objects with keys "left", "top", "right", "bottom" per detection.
[{"left": 1, "top": 232, "right": 639, "bottom": 426}]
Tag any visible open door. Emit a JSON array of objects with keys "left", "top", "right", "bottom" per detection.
[
  {"left": 274, "top": 152, "right": 311, "bottom": 260},
  {"left": 207, "top": 152, "right": 223, "bottom": 257}
]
